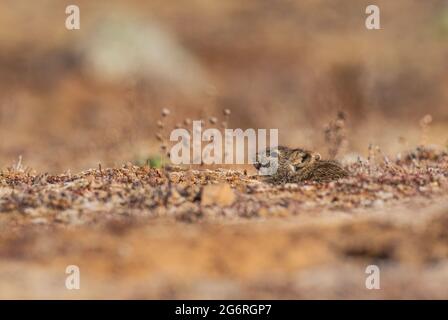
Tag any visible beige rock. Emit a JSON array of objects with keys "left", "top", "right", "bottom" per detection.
[
  {"left": 201, "top": 184, "right": 235, "bottom": 207},
  {"left": 259, "top": 207, "right": 289, "bottom": 218}
]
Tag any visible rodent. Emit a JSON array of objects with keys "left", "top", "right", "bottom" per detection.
[{"left": 254, "top": 146, "right": 349, "bottom": 184}]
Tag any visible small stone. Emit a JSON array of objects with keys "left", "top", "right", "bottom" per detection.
[
  {"left": 259, "top": 207, "right": 289, "bottom": 218},
  {"left": 31, "top": 217, "right": 48, "bottom": 225},
  {"left": 161, "top": 108, "right": 170, "bottom": 117},
  {"left": 201, "top": 184, "right": 235, "bottom": 207},
  {"left": 377, "top": 191, "right": 394, "bottom": 200},
  {"left": 168, "top": 172, "right": 181, "bottom": 183},
  {"left": 167, "top": 187, "right": 185, "bottom": 206},
  {"left": 57, "top": 209, "right": 80, "bottom": 224},
  {"left": 372, "top": 199, "right": 384, "bottom": 208}
]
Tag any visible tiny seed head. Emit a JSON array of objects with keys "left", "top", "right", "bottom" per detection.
[{"left": 161, "top": 108, "right": 170, "bottom": 117}]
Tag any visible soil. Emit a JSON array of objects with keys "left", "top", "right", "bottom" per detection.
[{"left": 1, "top": 146, "right": 447, "bottom": 299}]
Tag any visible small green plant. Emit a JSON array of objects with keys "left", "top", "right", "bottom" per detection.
[
  {"left": 148, "top": 155, "right": 163, "bottom": 168},
  {"left": 133, "top": 154, "right": 163, "bottom": 168}
]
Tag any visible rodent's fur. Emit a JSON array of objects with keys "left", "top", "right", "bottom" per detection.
[{"left": 254, "top": 146, "right": 348, "bottom": 184}]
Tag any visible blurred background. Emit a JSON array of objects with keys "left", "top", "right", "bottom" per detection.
[{"left": 1, "top": 0, "right": 448, "bottom": 172}]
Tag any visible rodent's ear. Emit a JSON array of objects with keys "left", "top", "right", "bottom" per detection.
[{"left": 313, "top": 153, "right": 321, "bottom": 161}]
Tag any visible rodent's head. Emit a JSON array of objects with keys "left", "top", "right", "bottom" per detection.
[
  {"left": 253, "top": 146, "right": 320, "bottom": 175},
  {"left": 253, "top": 146, "right": 288, "bottom": 174}
]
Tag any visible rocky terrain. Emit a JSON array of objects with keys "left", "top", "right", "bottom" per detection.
[{"left": 0, "top": 146, "right": 447, "bottom": 298}]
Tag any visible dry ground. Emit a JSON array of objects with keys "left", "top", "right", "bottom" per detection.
[
  {"left": 1, "top": 1, "right": 448, "bottom": 299},
  {"left": 0, "top": 147, "right": 447, "bottom": 299}
]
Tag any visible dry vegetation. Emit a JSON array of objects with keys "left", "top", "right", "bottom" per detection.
[
  {"left": 1, "top": 146, "right": 447, "bottom": 298},
  {"left": 0, "top": 0, "right": 448, "bottom": 299}
]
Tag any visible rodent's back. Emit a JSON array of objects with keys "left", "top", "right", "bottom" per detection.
[{"left": 295, "top": 160, "right": 349, "bottom": 182}]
